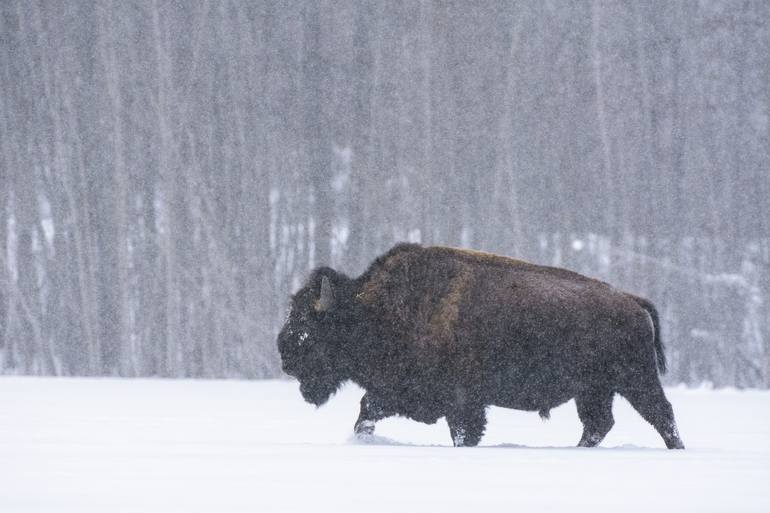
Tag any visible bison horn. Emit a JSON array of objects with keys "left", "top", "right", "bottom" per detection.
[{"left": 318, "top": 275, "right": 334, "bottom": 311}]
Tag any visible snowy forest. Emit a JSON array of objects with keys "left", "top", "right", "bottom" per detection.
[{"left": 1, "top": 0, "right": 768, "bottom": 387}]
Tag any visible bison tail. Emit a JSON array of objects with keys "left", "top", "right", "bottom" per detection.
[{"left": 633, "top": 296, "right": 667, "bottom": 374}]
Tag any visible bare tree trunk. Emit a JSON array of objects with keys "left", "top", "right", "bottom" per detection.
[
  {"left": 348, "top": 0, "right": 375, "bottom": 273},
  {"left": 590, "top": 0, "right": 615, "bottom": 236},
  {"left": 632, "top": 1, "right": 655, "bottom": 235},
  {"left": 97, "top": 2, "right": 133, "bottom": 376},
  {"left": 12, "top": 2, "right": 56, "bottom": 375},
  {"left": 418, "top": 0, "right": 433, "bottom": 245},
  {"left": 49, "top": 66, "right": 102, "bottom": 376},
  {"left": 152, "top": 0, "right": 180, "bottom": 377},
  {"left": 0, "top": 16, "right": 12, "bottom": 368},
  {"left": 499, "top": 7, "right": 524, "bottom": 256},
  {"left": 302, "top": 2, "right": 332, "bottom": 268},
  {"left": 14, "top": 169, "right": 45, "bottom": 373}
]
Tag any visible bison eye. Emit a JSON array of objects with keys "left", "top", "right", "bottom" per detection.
[{"left": 298, "top": 332, "right": 310, "bottom": 346}]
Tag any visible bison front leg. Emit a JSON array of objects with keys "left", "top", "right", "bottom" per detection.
[
  {"left": 353, "top": 393, "right": 393, "bottom": 436},
  {"left": 446, "top": 405, "right": 487, "bottom": 447}
]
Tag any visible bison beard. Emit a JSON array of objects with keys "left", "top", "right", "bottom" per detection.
[{"left": 277, "top": 243, "right": 685, "bottom": 449}]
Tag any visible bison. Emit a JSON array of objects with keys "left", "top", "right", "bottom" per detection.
[{"left": 277, "top": 243, "right": 685, "bottom": 449}]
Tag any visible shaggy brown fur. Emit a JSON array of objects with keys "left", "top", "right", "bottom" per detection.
[{"left": 277, "top": 243, "right": 684, "bottom": 449}]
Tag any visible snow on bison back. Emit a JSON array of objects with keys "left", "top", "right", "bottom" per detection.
[{"left": 277, "top": 243, "right": 685, "bottom": 449}]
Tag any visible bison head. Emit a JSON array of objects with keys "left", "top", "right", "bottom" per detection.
[{"left": 277, "top": 268, "right": 352, "bottom": 406}]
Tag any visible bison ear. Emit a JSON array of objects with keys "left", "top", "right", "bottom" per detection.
[{"left": 316, "top": 275, "right": 334, "bottom": 312}]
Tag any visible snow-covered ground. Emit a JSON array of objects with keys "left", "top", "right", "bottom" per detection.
[{"left": 2, "top": 377, "right": 769, "bottom": 513}]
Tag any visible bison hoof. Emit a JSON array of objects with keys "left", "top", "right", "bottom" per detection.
[
  {"left": 577, "top": 432, "right": 604, "bottom": 448},
  {"left": 450, "top": 427, "right": 481, "bottom": 447},
  {"left": 354, "top": 419, "right": 375, "bottom": 436},
  {"left": 666, "top": 438, "right": 685, "bottom": 450},
  {"left": 663, "top": 425, "right": 685, "bottom": 449}
]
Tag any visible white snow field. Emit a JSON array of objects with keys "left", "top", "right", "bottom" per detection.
[{"left": 2, "top": 378, "right": 769, "bottom": 513}]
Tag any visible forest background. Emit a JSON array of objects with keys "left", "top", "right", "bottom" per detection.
[{"left": 1, "top": 0, "right": 768, "bottom": 388}]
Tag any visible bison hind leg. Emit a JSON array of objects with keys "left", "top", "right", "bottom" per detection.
[
  {"left": 575, "top": 390, "right": 615, "bottom": 448},
  {"left": 446, "top": 405, "right": 487, "bottom": 447},
  {"left": 619, "top": 384, "right": 685, "bottom": 450}
]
